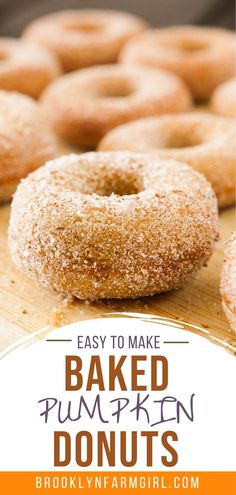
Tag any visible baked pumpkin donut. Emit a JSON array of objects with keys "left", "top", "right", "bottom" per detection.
[
  {"left": 23, "top": 9, "right": 148, "bottom": 72},
  {"left": 211, "top": 78, "right": 236, "bottom": 118},
  {"left": 9, "top": 152, "right": 219, "bottom": 300},
  {"left": 41, "top": 64, "right": 192, "bottom": 147},
  {"left": 120, "top": 26, "right": 236, "bottom": 100},
  {"left": 0, "top": 38, "right": 60, "bottom": 98},
  {"left": 99, "top": 113, "right": 236, "bottom": 208},
  {"left": 221, "top": 232, "right": 236, "bottom": 333},
  {"left": 0, "top": 90, "right": 58, "bottom": 203}
]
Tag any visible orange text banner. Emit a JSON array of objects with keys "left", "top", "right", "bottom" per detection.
[{"left": 0, "top": 472, "right": 235, "bottom": 494}]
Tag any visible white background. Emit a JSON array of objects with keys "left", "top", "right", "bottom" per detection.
[{"left": 0, "top": 317, "right": 235, "bottom": 472}]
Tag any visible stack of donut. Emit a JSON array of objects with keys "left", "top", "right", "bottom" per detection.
[{"left": 0, "top": 8, "right": 234, "bottom": 328}]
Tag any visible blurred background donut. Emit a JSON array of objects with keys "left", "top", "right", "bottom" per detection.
[
  {"left": 22, "top": 10, "right": 148, "bottom": 71},
  {"left": 0, "top": 90, "right": 59, "bottom": 203},
  {"left": 120, "top": 26, "right": 236, "bottom": 100},
  {"left": 41, "top": 64, "right": 192, "bottom": 147},
  {"left": 98, "top": 112, "right": 235, "bottom": 207},
  {"left": 211, "top": 78, "right": 236, "bottom": 117},
  {"left": 0, "top": 37, "right": 60, "bottom": 97}
]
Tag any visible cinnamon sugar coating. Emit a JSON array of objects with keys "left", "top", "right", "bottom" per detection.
[{"left": 9, "top": 152, "right": 219, "bottom": 300}]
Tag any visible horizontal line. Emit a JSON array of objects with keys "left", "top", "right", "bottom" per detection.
[
  {"left": 163, "top": 341, "right": 189, "bottom": 344},
  {"left": 46, "top": 339, "right": 72, "bottom": 342}
]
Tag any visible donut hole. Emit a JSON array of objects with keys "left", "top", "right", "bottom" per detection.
[
  {"left": 104, "top": 85, "right": 134, "bottom": 98},
  {"left": 165, "top": 134, "right": 202, "bottom": 148},
  {"left": 156, "top": 128, "right": 203, "bottom": 149},
  {"left": 96, "top": 78, "right": 134, "bottom": 98},
  {"left": 65, "top": 21, "right": 104, "bottom": 33},
  {"left": 70, "top": 164, "right": 144, "bottom": 197},
  {"left": 104, "top": 177, "right": 143, "bottom": 196},
  {"left": 178, "top": 39, "right": 209, "bottom": 52},
  {"left": 95, "top": 180, "right": 143, "bottom": 196},
  {"left": 162, "top": 38, "right": 209, "bottom": 53},
  {"left": 85, "top": 172, "right": 143, "bottom": 196}
]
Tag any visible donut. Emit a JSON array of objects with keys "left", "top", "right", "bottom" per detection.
[
  {"left": 120, "top": 26, "right": 236, "bottom": 100},
  {"left": 221, "top": 232, "right": 236, "bottom": 333},
  {"left": 41, "top": 64, "right": 192, "bottom": 147},
  {"left": 0, "top": 90, "right": 59, "bottom": 203},
  {"left": 22, "top": 9, "right": 148, "bottom": 72},
  {"left": 8, "top": 152, "right": 219, "bottom": 300},
  {"left": 0, "top": 37, "right": 60, "bottom": 98},
  {"left": 211, "top": 78, "right": 236, "bottom": 118},
  {"left": 98, "top": 112, "right": 236, "bottom": 208}
]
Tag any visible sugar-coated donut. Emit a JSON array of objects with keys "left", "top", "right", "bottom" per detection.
[
  {"left": 9, "top": 152, "right": 219, "bottom": 300},
  {"left": 23, "top": 9, "right": 148, "bottom": 72},
  {"left": 0, "top": 90, "right": 58, "bottom": 203},
  {"left": 41, "top": 65, "right": 192, "bottom": 147},
  {"left": 211, "top": 78, "right": 236, "bottom": 118},
  {"left": 120, "top": 26, "right": 236, "bottom": 100},
  {"left": 0, "top": 37, "right": 60, "bottom": 98},
  {"left": 99, "top": 112, "right": 235, "bottom": 208},
  {"left": 221, "top": 232, "right": 236, "bottom": 333}
]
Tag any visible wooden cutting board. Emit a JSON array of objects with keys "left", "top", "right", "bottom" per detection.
[{"left": 0, "top": 203, "right": 235, "bottom": 354}]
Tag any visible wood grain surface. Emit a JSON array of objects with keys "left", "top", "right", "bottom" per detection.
[{"left": 0, "top": 202, "right": 235, "bottom": 354}]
